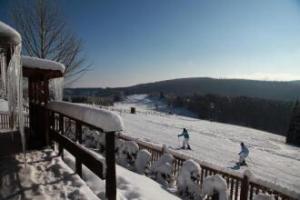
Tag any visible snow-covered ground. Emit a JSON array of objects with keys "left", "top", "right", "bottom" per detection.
[
  {"left": 111, "top": 94, "right": 300, "bottom": 194},
  {"left": 63, "top": 150, "right": 180, "bottom": 200},
  {"left": 0, "top": 149, "right": 99, "bottom": 200}
]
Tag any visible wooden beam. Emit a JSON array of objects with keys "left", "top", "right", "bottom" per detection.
[
  {"left": 105, "top": 132, "right": 116, "bottom": 200},
  {"left": 50, "top": 130, "right": 104, "bottom": 179}
]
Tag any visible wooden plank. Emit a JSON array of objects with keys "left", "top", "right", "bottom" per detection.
[
  {"left": 50, "top": 130, "right": 104, "bottom": 179},
  {"left": 105, "top": 132, "right": 116, "bottom": 200}
]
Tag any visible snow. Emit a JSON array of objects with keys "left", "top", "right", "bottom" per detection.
[
  {"left": 62, "top": 149, "right": 180, "bottom": 200},
  {"left": 254, "top": 194, "right": 275, "bottom": 200},
  {"left": 0, "top": 149, "right": 99, "bottom": 200},
  {"left": 0, "top": 98, "right": 8, "bottom": 112},
  {"left": 117, "top": 140, "right": 139, "bottom": 168},
  {"left": 47, "top": 101, "right": 124, "bottom": 132},
  {"left": 22, "top": 56, "right": 65, "bottom": 73},
  {"left": 108, "top": 94, "right": 300, "bottom": 196},
  {"left": 202, "top": 175, "right": 228, "bottom": 200},
  {"left": 177, "top": 159, "right": 201, "bottom": 199},
  {"left": 0, "top": 21, "right": 21, "bottom": 44},
  {"left": 150, "top": 152, "right": 175, "bottom": 187},
  {"left": 135, "top": 149, "right": 151, "bottom": 174}
]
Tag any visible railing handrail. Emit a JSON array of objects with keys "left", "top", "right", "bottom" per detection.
[{"left": 47, "top": 101, "right": 124, "bottom": 133}]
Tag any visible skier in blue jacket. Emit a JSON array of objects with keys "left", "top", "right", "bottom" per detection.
[
  {"left": 178, "top": 128, "right": 191, "bottom": 150},
  {"left": 238, "top": 142, "right": 249, "bottom": 166}
]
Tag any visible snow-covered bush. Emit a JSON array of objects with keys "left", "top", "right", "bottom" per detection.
[
  {"left": 177, "top": 159, "right": 202, "bottom": 199},
  {"left": 117, "top": 140, "right": 139, "bottom": 168},
  {"left": 254, "top": 194, "right": 275, "bottom": 200},
  {"left": 82, "top": 128, "right": 105, "bottom": 152},
  {"left": 202, "top": 174, "right": 228, "bottom": 200},
  {"left": 150, "top": 153, "right": 174, "bottom": 187},
  {"left": 134, "top": 149, "right": 151, "bottom": 174},
  {"left": 115, "top": 138, "right": 125, "bottom": 156}
]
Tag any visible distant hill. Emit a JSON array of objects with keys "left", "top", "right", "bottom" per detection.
[{"left": 65, "top": 78, "right": 300, "bottom": 101}]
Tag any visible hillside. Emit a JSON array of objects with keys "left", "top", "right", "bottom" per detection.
[
  {"left": 110, "top": 95, "right": 300, "bottom": 195},
  {"left": 65, "top": 78, "right": 300, "bottom": 101}
]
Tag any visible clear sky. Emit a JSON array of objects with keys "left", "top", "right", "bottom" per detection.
[{"left": 1, "top": 0, "right": 300, "bottom": 87}]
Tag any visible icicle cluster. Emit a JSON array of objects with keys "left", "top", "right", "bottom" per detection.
[
  {"left": 49, "top": 77, "right": 64, "bottom": 101},
  {"left": 6, "top": 44, "right": 25, "bottom": 154},
  {"left": 0, "top": 51, "right": 7, "bottom": 97}
]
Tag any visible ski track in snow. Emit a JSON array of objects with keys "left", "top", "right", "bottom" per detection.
[{"left": 112, "top": 95, "right": 300, "bottom": 194}]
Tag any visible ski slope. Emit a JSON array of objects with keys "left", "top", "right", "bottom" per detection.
[{"left": 112, "top": 95, "right": 300, "bottom": 194}]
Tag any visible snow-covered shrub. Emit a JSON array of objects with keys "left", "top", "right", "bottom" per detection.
[
  {"left": 117, "top": 140, "right": 139, "bottom": 168},
  {"left": 202, "top": 174, "right": 228, "bottom": 200},
  {"left": 150, "top": 153, "right": 174, "bottom": 187},
  {"left": 254, "top": 194, "right": 275, "bottom": 200},
  {"left": 82, "top": 128, "right": 105, "bottom": 151},
  {"left": 115, "top": 138, "right": 125, "bottom": 156},
  {"left": 134, "top": 149, "right": 151, "bottom": 174},
  {"left": 177, "top": 159, "right": 202, "bottom": 199}
]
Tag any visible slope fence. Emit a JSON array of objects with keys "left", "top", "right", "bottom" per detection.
[{"left": 118, "top": 134, "right": 298, "bottom": 200}]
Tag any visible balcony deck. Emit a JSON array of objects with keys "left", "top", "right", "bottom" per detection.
[{"left": 0, "top": 149, "right": 99, "bottom": 200}]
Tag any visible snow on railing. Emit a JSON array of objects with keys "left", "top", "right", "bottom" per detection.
[{"left": 47, "top": 101, "right": 124, "bottom": 132}]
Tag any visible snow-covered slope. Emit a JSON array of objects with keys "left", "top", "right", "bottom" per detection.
[{"left": 111, "top": 95, "right": 300, "bottom": 194}]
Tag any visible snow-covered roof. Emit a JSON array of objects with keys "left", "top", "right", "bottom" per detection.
[
  {"left": 22, "top": 56, "right": 65, "bottom": 73},
  {"left": 0, "top": 21, "right": 21, "bottom": 45},
  {"left": 47, "top": 101, "right": 124, "bottom": 132}
]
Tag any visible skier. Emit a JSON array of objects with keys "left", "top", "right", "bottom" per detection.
[
  {"left": 238, "top": 142, "right": 249, "bottom": 166},
  {"left": 178, "top": 128, "right": 191, "bottom": 150}
]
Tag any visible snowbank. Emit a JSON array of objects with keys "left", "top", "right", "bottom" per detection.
[
  {"left": 22, "top": 56, "right": 65, "bottom": 73},
  {"left": 47, "top": 101, "right": 124, "bottom": 132},
  {"left": 0, "top": 21, "right": 21, "bottom": 44}
]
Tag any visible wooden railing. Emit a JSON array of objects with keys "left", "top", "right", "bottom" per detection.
[
  {"left": 0, "top": 111, "right": 29, "bottom": 129},
  {"left": 0, "top": 112, "right": 10, "bottom": 129},
  {"left": 46, "top": 102, "right": 123, "bottom": 200},
  {"left": 118, "top": 134, "right": 298, "bottom": 200}
]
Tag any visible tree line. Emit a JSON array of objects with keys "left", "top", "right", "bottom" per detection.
[{"left": 162, "top": 93, "right": 294, "bottom": 135}]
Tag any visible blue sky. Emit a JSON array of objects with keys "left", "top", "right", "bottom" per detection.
[{"left": 1, "top": 0, "right": 300, "bottom": 87}]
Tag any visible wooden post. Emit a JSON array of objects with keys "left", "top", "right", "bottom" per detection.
[
  {"left": 240, "top": 175, "right": 249, "bottom": 200},
  {"left": 59, "top": 114, "right": 64, "bottom": 158},
  {"left": 212, "top": 191, "right": 219, "bottom": 200},
  {"left": 75, "top": 121, "right": 82, "bottom": 177},
  {"left": 105, "top": 132, "right": 116, "bottom": 200},
  {"left": 76, "top": 156, "right": 82, "bottom": 178},
  {"left": 76, "top": 122, "right": 82, "bottom": 144}
]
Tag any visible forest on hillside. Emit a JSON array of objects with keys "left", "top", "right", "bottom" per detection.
[{"left": 161, "top": 93, "right": 294, "bottom": 135}]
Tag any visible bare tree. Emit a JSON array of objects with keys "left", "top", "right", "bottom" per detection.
[{"left": 10, "top": 0, "right": 90, "bottom": 84}]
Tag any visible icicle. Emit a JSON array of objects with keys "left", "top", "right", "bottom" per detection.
[
  {"left": 0, "top": 52, "right": 7, "bottom": 97},
  {"left": 49, "top": 77, "right": 64, "bottom": 101},
  {"left": 7, "top": 44, "right": 25, "bottom": 158}
]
